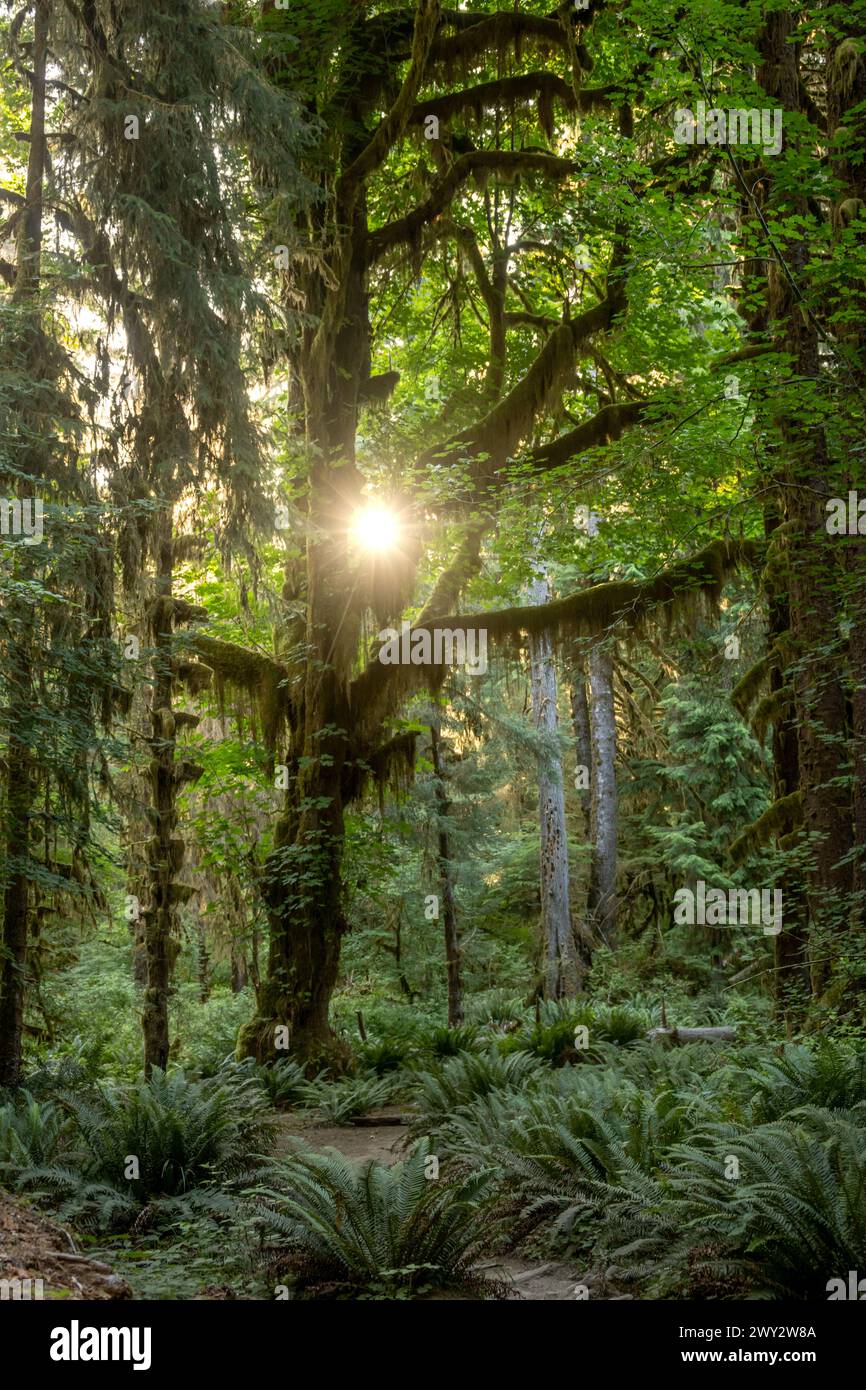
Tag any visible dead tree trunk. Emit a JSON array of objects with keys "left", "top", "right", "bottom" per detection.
[
  {"left": 587, "top": 638, "right": 618, "bottom": 947},
  {"left": 528, "top": 574, "right": 580, "bottom": 997}
]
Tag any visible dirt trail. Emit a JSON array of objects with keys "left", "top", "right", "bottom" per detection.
[
  {"left": 276, "top": 1105, "right": 410, "bottom": 1165},
  {"left": 275, "top": 1109, "right": 589, "bottom": 1301}
]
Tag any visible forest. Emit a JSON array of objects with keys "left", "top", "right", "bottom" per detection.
[{"left": 0, "top": 0, "right": 865, "bottom": 1314}]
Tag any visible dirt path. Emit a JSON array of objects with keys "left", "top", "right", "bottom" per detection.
[
  {"left": 276, "top": 1105, "right": 411, "bottom": 1165},
  {"left": 274, "top": 1109, "right": 591, "bottom": 1300}
]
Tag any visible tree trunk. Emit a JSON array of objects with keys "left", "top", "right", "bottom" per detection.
[
  {"left": 430, "top": 719, "right": 463, "bottom": 1026},
  {"left": 141, "top": 520, "right": 178, "bottom": 1077},
  {"left": 528, "top": 574, "right": 580, "bottom": 997},
  {"left": 587, "top": 639, "right": 618, "bottom": 947},
  {"left": 569, "top": 653, "right": 592, "bottom": 824},
  {"left": 0, "top": 0, "right": 48, "bottom": 1089},
  {"left": 764, "top": 510, "right": 810, "bottom": 1025},
  {"left": 196, "top": 920, "right": 210, "bottom": 1004},
  {"left": 757, "top": 13, "right": 853, "bottom": 997}
]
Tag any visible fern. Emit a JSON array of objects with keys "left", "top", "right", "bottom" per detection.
[
  {"left": 0, "top": 1092, "right": 71, "bottom": 1173},
  {"left": 604, "top": 1107, "right": 866, "bottom": 1298},
  {"left": 739, "top": 1041, "right": 866, "bottom": 1122},
  {"left": 300, "top": 1073, "right": 399, "bottom": 1124},
  {"left": 245, "top": 1141, "right": 497, "bottom": 1298},
  {"left": 409, "top": 1050, "right": 546, "bottom": 1135}
]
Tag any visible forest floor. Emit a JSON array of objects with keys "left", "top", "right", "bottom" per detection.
[
  {"left": 0, "top": 1193, "right": 132, "bottom": 1300},
  {"left": 275, "top": 1109, "right": 587, "bottom": 1301},
  {"left": 276, "top": 1104, "right": 410, "bottom": 1165}
]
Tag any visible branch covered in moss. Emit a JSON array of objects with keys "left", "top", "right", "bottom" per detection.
[
  {"left": 349, "top": 539, "right": 759, "bottom": 748},
  {"left": 414, "top": 539, "right": 760, "bottom": 644},
  {"left": 731, "top": 651, "right": 776, "bottom": 715},
  {"left": 729, "top": 792, "right": 804, "bottom": 866},
  {"left": 406, "top": 71, "right": 614, "bottom": 131},
  {"left": 339, "top": 0, "right": 441, "bottom": 201},
  {"left": 366, "top": 150, "right": 581, "bottom": 264},
  {"left": 416, "top": 271, "right": 627, "bottom": 486},
  {"left": 189, "top": 633, "right": 290, "bottom": 755},
  {"left": 523, "top": 400, "right": 647, "bottom": 474},
  {"left": 752, "top": 685, "right": 794, "bottom": 744},
  {"left": 431, "top": 9, "right": 567, "bottom": 63}
]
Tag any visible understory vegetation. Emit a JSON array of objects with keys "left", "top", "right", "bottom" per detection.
[{"left": 3, "top": 926, "right": 866, "bottom": 1299}]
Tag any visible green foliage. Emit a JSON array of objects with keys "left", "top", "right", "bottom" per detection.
[
  {"left": 409, "top": 1050, "right": 547, "bottom": 1135},
  {"left": 9, "top": 1069, "right": 274, "bottom": 1232},
  {"left": 357, "top": 1038, "right": 415, "bottom": 1075},
  {"left": 245, "top": 1141, "right": 497, "bottom": 1299},
  {"left": 739, "top": 1042, "right": 866, "bottom": 1123},
  {"left": 606, "top": 1109, "right": 866, "bottom": 1299},
  {"left": 300, "top": 1074, "right": 400, "bottom": 1125},
  {"left": 0, "top": 1092, "right": 70, "bottom": 1172},
  {"left": 420, "top": 1025, "right": 482, "bottom": 1058},
  {"left": 220, "top": 1056, "right": 313, "bottom": 1109}
]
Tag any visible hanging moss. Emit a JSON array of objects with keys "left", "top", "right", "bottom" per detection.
[
  {"left": 173, "top": 760, "right": 205, "bottom": 786},
  {"left": 420, "top": 539, "right": 760, "bottom": 645},
  {"left": 752, "top": 685, "right": 794, "bottom": 744},
  {"left": 343, "top": 729, "right": 418, "bottom": 806},
  {"left": 729, "top": 791, "right": 804, "bottom": 866},
  {"left": 191, "top": 633, "right": 290, "bottom": 756},
  {"left": 348, "top": 539, "right": 759, "bottom": 752},
  {"left": 174, "top": 659, "right": 214, "bottom": 697},
  {"left": 732, "top": 653, "right": 775, "bottom": 715}
]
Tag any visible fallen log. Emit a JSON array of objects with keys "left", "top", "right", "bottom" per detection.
[
  {"left": 351, "top": 1113, "right": 408, "bottom": 1127},
  {"left": 645, "top": 1026, "right": 737, "bottom": 1045}
]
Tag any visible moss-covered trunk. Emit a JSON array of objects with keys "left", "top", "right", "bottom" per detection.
[
  {"left": 758, "top": 13, "right": 853, "bottom": 998},
  {"left": 0, "top": 0, "right": 48, "bottom": 1089},
  {"left": 239, "top": 199, "right": 369, "bottom": 1065}
]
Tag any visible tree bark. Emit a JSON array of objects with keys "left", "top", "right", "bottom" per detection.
[
  {"left": 0, "top": 0, "right": 48, "bottom": 1089},
  {"left": 757, "top": 13, "right": 853, "bottom": 997},
  {"left": 430, "top": 719, "right": 463, "bottom": 1025},
  {"left": 764, "top": 510, "right": 810, "bottom": 1025},
  {"left": 587, "top": 639, "right": 618, "bottom": 947},
  {"left": 528, "top": 573, "right": 580, "bottom": 997},
  {"left": 569, "top": 652, "right": 592, "bottom": 825},
  {"left": 141, "top": 520, "right": 178, "bottom": 1077}
]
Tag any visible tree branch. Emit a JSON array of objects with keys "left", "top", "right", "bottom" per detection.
[
  {"left": 406, "top": 72, "right": 613, "bottom": 129},
  {"left": 416, "top": 280, "right": 625, "bottom": 486},
  {"left": 523, "top": 400, "right": 647, "bottom": 474},
  {"left": 366, "top": 150, "right": 580, "bottom": 264},
  {"left": 348, "top": 540, "right": 760, "bottom": 747},
  {"left": 338, "top": 0, "right": 440, "bottom": 203},
  {"left": 415, "top": 539, "right": 759, "bottom": 641}
]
